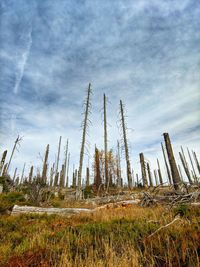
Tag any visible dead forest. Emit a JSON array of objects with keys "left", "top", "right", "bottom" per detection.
[{"left": 0, "top": 83, "right": 200, "bottom": 208}]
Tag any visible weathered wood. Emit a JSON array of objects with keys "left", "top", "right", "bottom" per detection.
[
  {"left": 147, "top": 163, "right": 153, "bottom": 187},
  {"left": 42, "top": 144, "right": 49, "bottom": 183},
  {"left": 157, "top": 159, "right": 163, "bottom": 184},
  {"left": 179, "top": 152, "right": 193, "bottom": 185},
  {"left": 0, "top": 150, "right": 7, "bottom": 176},
  {"left": 55, "top": 136, "right": 62, "bottom": 183},
  {"left": 187, "top": 148, "right": 198, "bottom": 183},
  {"left": 161, "top": 142, "right": 172, "bottom": 185},
  {"left": 163, "top": 133, "right": 181, "bottom": 190},
  {"left": 139, "top": 153, "right": 148, "bottom": 187}
]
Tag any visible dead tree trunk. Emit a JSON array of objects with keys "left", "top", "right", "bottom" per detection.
[
  {"left": 161, "top": 142, "right": 172, "bottom": 185},
  {"left": 163, "top": 133, "right": 181, "bottom": 190},
  {"left": 50, "top": 164, "right": 54, "bottom": 187},
  {"left": 66, "top": 152, "right": 70, "bottom": 188},
  {"left": 59, "top": 164, "right": 65, "bottom": 187},
  {"left": 0, "top": 150, "right": 7, "bottom": 176},
  {"left": 136, "top": 173, "right": 139, "bottom": 187},
  {"left": 86, "top": 167, "right": 90, "bottom": 187},
  {"left": 179, "top": 152, "right": 193, "bottom": 185},
  {"left": 29, "top": 166, "right": 33, "bottom": 183},
  {"left": 42, "top": 144, "right": 49, "bottom": 183},
  {"left": 154, "top": 169, "right": 158, "bottom": 186},
  {"left": 20, "top": 163, "right": 26, "bottom": 183},
  {"left": 120, "top": 100, "right": 132, "bottom": 189},
  {"left": 147, "top": 163, "right": 153, "bottom": 187},
  {"left": 103, "top": 94, "right": 109, "bottom": 189},
  {"left": 55, "top": 136, "right": 62, "bottom": 182},
  {"left": 157, "top": 159, "right": 163, "bottom": 184},
  {"left": 178, "top": 164, "right": 183, "bottom": 182},
  {"left": 192, "top": 151, "right": 200, "bottom": 175},
  {"left": 7, "top": 135, "right": 22, "bottom": 174},
  {"left": 139, "top": 153, "right": 148, "bottom": 187},
  {"left": 63, "top": 140, "right": 69, "bottom": 187},
  {"left": 187, "top": 148, "right": 198, "bottom": 183},
  {"left": 116, "top": 140, "right": 122, "bottom": 187},
  {"left": 2, "top": 163, "right": 8, "bottom": 177},
  {"left": 94, "top": 147, "right": 101, "bottom": 190},
  {"left": 73, "top": 169, "right": 77, "bottom": 188},
  {"left": 13, "top": 167, "right": 17, "bottom": 182},
  {"left": 78, "top": 83, "right": 92, "bottom": 193}
]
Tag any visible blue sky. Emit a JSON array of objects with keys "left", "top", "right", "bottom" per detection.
[{"left": 0, "top": 0, "right": 200, "bottom": 184}]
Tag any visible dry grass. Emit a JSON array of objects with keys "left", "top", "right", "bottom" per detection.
[{"left": 0, "top": 204, "right": 199, "bottom": 266}]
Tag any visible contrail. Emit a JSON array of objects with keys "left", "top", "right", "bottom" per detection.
[{"left": 13, "top": 27, "right": 32, "bottom": 94}]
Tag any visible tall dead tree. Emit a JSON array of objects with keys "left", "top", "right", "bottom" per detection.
[
  {"left": 187, "top": 148, "right": 197, "bottom": 183},
  {"left": 120, "top": 100, "right": 132, "bottom": 189},
  {"left": 73, "top": 168, "right": 77, "bottom": 188},
  {"left": 42, "top": 144, "right": 49, "bottom": 183},
  {"left": 94, "top": 146, "right": 102, "bottom": 189},
  {"left": 192, "top": 150, "right": 200, "bottom": 175},
  {"left": 55, "top": 136, "right": 62, "bottom": 184},
  {"left": 116, "top": 140, "right": 122, "bottom": 187},
  {"left": 66, "top": 152, "right": 70, "bottom": 188},
  {"left": 147, "top": 163, "right": 153, "bottom": 187},
  {"left": 136, "top": 173, "right": 139, "bottom": 187},
  {"left": 2, "top": 163, "right": 8, "bottom": 177},
  {"left": 103, "top": 94, "right": 109, "bottom": 189},
  {"left": 179, "top": 152, "right": 193, "bottom": 185},
  {"left": 157, "top": 159, "right": 163, "bottom": 184},
  {"left": 20, "top": 163, "right": 26, "bottom": 183},
  {"left": 63, "top": 140, "right": 69, "bottom": 187},
  {"left": 59, "top": 164, "right": 65, "bottom": 187},
  {"left": 0, "top": 150, "right": 7, "bottom": 176},
  {"left": 161, "top": 142, "right": 172, "bottom": 185},
  {"left": 163, "top": 133, "right": 181, "bottom": 190},
  {"left": 78, "top": 83, "right": 92, "bottom": 192},
  {"left": 50, "top": 163, "right": 55, "bottom": 186},
  {"left": 7, "top": 136, "right": 22, "bottom": 174},
  {"left": 139, "top": 153, "right": 148, "bottom": 187},
  {"left": 178, "top": 164, "right": 183, "bottom": 182},
  {"left": 29, "top": 166, "right": 33, "bottom": 183}
]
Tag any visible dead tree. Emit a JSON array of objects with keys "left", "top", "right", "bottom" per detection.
[
  {"left": 154, "top": 169, "right": 159, "bottom": 186},
  {"left": 192, "top": 150, "right": 200, "bottom": 175},
  {"left": 29, "top": 166, "right": 33, "bottom": 183},
  {"left": 179, "top": 152, "right": 193, "bottom": 185},
  {"left": 187, "top": 148, "right": 198, "bottom": 183},
  {"left": 103, "top": 93, "right": 109, "bottom": 189},
  {"left": 66, "top": 152, "right": 70, "bottom": 188},
  {"left": 42, "top": 144, "right": 49, "bottom": 183},
  {"left": 147, "top": 163, "right": 153, "bottom": 187},
  {"left": 2, "top": 163, "right": 8, "bottom": 177},
  {"left": 13, "top": 167, "right": 17, "bottom": 182},
  {"left": 178, "top": 165, "right": 183, "bottom": 182},
  {"left": 86, "top": 167, "right": 90, "bottom": 187},
  {"left": 20, "top": 163, "right": 26, "bottom": 183},
  {"left": 63, "top": 140, "right": 69, "bottom": 187},
  {"left": 163, "top": 133, "right": 181, "bottom": 190},
  {"left": 94, "top": 147, "right": 102, "bottom": 189},
  {"left": 139, "top": 153, "right": 148, "bottom": 187},
  {"left": 7, "top": 135, "right": 22, "bottom": 173},
  {"left": 73, "top": 168, "right": 77, "bottom": 188},
  {"left": 116, "top": 140, "right": 122, "bottom": 187},
  {"left": 59, "top": 164, "right": 65, "bottom": 187},
  {"left": 0, "top": 150, "right": 7, "bottom": 176},
  {"left": 136, "top": 173, "right": 139, "bottom": 187},
  {"left": 78, "top": 83, "right": 92, "bottom": 193},
  {"left": 55, "top": 136, "right": 62, "bottom": 183},
  {"left": 157, "top": 159, "right": 163, "bottom": 184},
  {"left": 161, "top": 142, "right": 172, "bottom": 185},
  {"left": 120, "top": 100, "right": 132, "bottom": 189},
  {"left": 50, "top": 163, "right": 55, "bottom": 187}
]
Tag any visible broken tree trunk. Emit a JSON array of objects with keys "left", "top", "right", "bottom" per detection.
[
  {"left": 116, "top": 140, "right": 122, "bottom": 188},
  {"left": 78, "top": 83, "right": 92, "bottom": 194},
  {"left": 120, "top": 100, "right": 132, "bottom": 189},
  {"left": 187, "top": 148, "right": 198, "bottom": 183},
  {"left": 192, "top": 151, "right": 200, "bottom": 175},
  {"left": 66, "top": 152, "right": 70, "bottom": 188},
  {"left": 179, "top": 152, "right": 193, "bottom": 185},
  {"left": 94, "top": 146, "right": 102, "bottom": 189},
  {"left": 154, "top": 169, "right": 158, "bottom": 186},
  {"left": 157, "top": 159, "right": 163, "bottom": 184},
  {"left": 55, "top": 136, "right": 62, "bottom": 183},
  {"left": 86, "top": 167, "right": 90, "bottom": 187},
  {"left": 104, "top": 94, "right": 109, "bottom": 189},
  {"left": 161, "top": 142, "right": 172, "bottom": 185},
  {"left": 147, "top": 163, "right": 153, "bottom": 187},
  {"left": 29, "top": 166, "right": 33, "bottom": 183},
  {"left": 20, "top": 163, "right": 26, "bottom": 183},
  {"left": 13, "top": 167, "right": 17, "bottom": 182},
  {"left": 0, "top": 150, "right": 7, "bottom": 176},
  {"left": 63, "top": 140, "right": 69, "bottom": 187},
  {"left": 163, "top": 133, "right": 181, "bottom": 191},
  {"left": 7, "top": 135, "right": 22, "bottom": 174},
  {"left": 42, "top": 144, "right": 49, "bottom": 183},
  {"left": 139, "top": 153, "right": 148, "bottom": 187}
]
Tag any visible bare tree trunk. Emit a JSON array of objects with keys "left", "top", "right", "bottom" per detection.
[
  {"left": 7, "top": 135, "right": 22, "bottom": 173},
  {"left": 63, "top": 140, "right": 69, "bottom": 187},
  {"left": 187, "top": 148, "right": 198, "bottom": 183},
  {"left": 78, "top": 83, "right": 92, "bottom": 194},
  {"left": 154, "top": 169, "right": 158, "bottom": 186},
  {"left": 42, "top": 144, "right": 49, "bottom": 183},
  {"left": 50, "top": 163, "right": 54, "bottom": 187},
  {"left": 2, "top": 163, "right": 8, "bottom": 177},
  {"left": 157, "top": 159, "right": 163, "bottom": 184},
  {"left": 59, "top": 164, "right": 65, "bottom": 187},
  {"left": 179, "top": 152, "right": 193, "bottom": 184},
  {"left": 86, "top": 167, "right": 90, "bottom": 187},
  {"left": 13, "top": 167, "right": 17, "bottom": 182},
  {"left": 29, "top": 166, "right": 33, "bottom": 183},
  {"left": 94, "top": 146, "right": 101, "bottom": 190},
  {"left": 0, "top": 150, "right": 7, "bottom": 176},
  {"left": 136, "top": 173, "right": 139, "bottom": 187},
  {"left": 103, "top": 94, "right": 109, "bottom": 189},
  {"left": 120, "top": 100, "right": 132, "bottom": 189},
  {"left": 192, "top": 150, "right": 200, "bottom": 175},
  {"left": 20, "top": 163, "right": 26, "bottom": 183},
  {"left": 73, "top": 169, "right": 77, "bottom": 188},
  {"left": 161, "top": 142, "right": 172, "bottom": 185},
  {"left": 163, "top": 133, "right": 181, "bottom": 190},
  {"left": 139, "top": 153, "right": 148, "bottom": 187},
  {"left": 147, "top": 163, "right": 153, "bottom": 187},
  {"left": 178, "top": 164, "right": 183, "bottom": 182},
  {"left": 55, "top": 136, "right": 62, "bottom": 183},
  {"left": 66, "top": 152, "right": 70, "bottom": 188},
  {"left": 116, "top": 140, "right": 122, "bottom": 187}
]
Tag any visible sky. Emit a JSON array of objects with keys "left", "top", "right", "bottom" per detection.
[{"left": 0, "top": 0, "right": 200, "bottom": 184}]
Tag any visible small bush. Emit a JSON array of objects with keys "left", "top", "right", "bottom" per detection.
[{"left": 0, "top": 192, "right": 26, "bottom": 213}]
